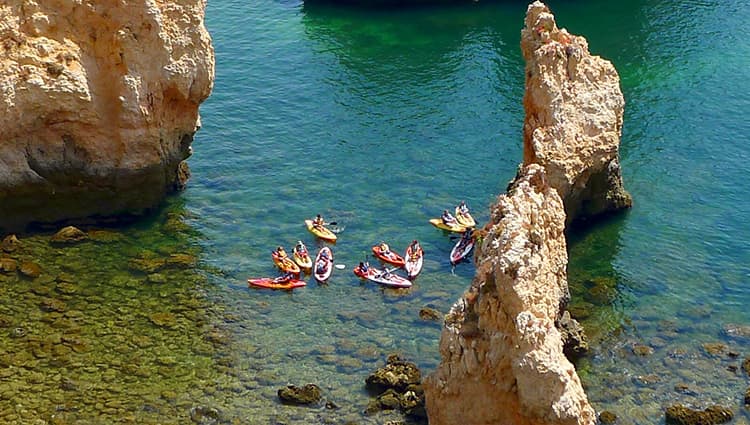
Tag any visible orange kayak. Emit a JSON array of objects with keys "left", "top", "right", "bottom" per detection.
[
  {"left": 272, "top": 250, "right": 301, "bottom": 274},
  {"left": 248, "top": 275, "right": 306, "bottom": 290},
  {"left": 372, "top": 243, "right": 405, "bottom": 267}
]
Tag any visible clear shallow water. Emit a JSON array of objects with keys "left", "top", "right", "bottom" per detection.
[{"left": 1, "top": 0, "right": 749, "bottom": 423}]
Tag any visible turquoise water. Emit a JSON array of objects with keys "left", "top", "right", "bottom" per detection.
[{"left": 1, "top": 0, "right": 749, "bottom": 423}]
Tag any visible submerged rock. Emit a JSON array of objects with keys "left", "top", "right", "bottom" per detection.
[
  {"left": 365, "top": 355, "right": 421, "bottom": 394},
  {"left": 0, "top": 257, "right": 17, "bottom": 274},
  {"left": 1, "top": 235, "right": 20, "bottom": 252},
  {"left": 664, "top": 404, "right": 733, "bottom": 425},
  {"left": 50, "top": 226, "right": 88, "bottom": 244},
  {"left": 19, "top": 261, "right": 42, "bottom": 279},
  {"left": 418, "top": 307, "right": 442, "bottom": 322},
  {"left": 277, "top": 383, "right": 322, "bottom": 406}
]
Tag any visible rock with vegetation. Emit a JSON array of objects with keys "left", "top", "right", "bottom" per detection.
[
  {"left": 277, "top": 384, "right": 322, "bottom": 406},
  {"left": 664, "top": 404, "right": 733, "bottom": 425}
]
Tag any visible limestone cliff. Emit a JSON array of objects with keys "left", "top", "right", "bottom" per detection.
[
  {"left": 0, "top": 0, "right": 214, "bottom": 231},
  {"left": 521, "top": 1, "right": 631, "bottom": 223},
  {"left": 423, "top": 2, "right": 631, "bottom": 424},
  {"left": 423, "top": 165, "right": 596, "bottom": 425}
]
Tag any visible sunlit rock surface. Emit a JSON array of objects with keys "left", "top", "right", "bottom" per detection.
[{"left": 0, "top": 0, "right": 214, "bottom": 231}]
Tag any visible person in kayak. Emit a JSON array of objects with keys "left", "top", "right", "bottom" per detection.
[
  {"left": 458, "top": 200, "right": 469, "bottom": 214},
  {"left": 441, "top": 210, "right": 458, "bottom": 226},
  {"left": 378, "top": 242, "right": 391, "bottom": 254},
  {"left": 273, "top": 271, "right": 297, "bottom": 283},
  {"left": 295, "top": 241, "right": 307, "bottom": 255},
  {"left": 275, "top": 246, "right": 287, "bottom": 258},
  {"left": 313, "top": 214, "right": 325, "bottom": 228},
  {"left": 409, "top": 240, "right": 421, "bottom": 259}
]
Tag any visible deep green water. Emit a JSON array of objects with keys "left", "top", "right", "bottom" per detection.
[{"left": 1, "top": 0, "right": 749, "bottom": 423}]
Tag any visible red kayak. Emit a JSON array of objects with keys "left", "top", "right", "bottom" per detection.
[
  {"left": 272, "top": 248, "right": 301, "bottom": 274},
  {"left": 450, "top": 230, "right": 475, "bottom": 265},
  {"left": 353, "top": 263, "right": 412, "bottom": 288},
  {"left": 248, "top": 274, "right": 306, "bottom": 290},
  {"left": 314, "top": 246, "right": 334, "bottom": 282},
  {"left": 404, "top": 240, "right": 424, "bottom": 279},
  {"left": 371, "top": 242, "right": 406, "bottom": 267}
]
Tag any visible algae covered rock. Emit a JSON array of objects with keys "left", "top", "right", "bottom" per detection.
[
  {"left": 365, "top": 355, "right": 421, "bottom": 393},
  {"left": 277, "top": 383, "right": 322, "bottom": 405},
  {"left": 665, "top": 404, "right": 733, "bottom": 425}
]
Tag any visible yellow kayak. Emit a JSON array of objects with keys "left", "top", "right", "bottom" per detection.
[
  {"left": 429, "top": 218, "right": 467, "bottom": 233},
  {"left": 305, "top": 219, "right": 337, "bottom": 242}
]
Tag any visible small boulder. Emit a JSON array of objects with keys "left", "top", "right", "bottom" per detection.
[
  {"left": 557, "top": 310, "right": 589, "bottom": 359},
  {"left": 50, "top": 226, "right": 88, "bottom": 244},
  {"left": 419, "top": 307, "right": 442, "bottom": 321},
  {"left": 19, "top": 262, "right": 42, "bottom": 279},
  {"left": 1, "top": 235, "right": 20, "bottom": 252},
  {"left": 632, "top": 344, "right": 654, "bottom": 356},
  {"left": 277, "top": 383, "right": 322, "bottom": 405},
  {"left": 599, "top": 410, "right": 617, "bottom": 424},
  {"left": 189, "top": 406, "right": 221, "bottom": 424},
  {"left": 0, "top": 258, "right": 17, "bottom": 274},
  {"left": 665, "top": 404, "right": 733, "bottom": 425},
  {"left": 365, "top": 355, "right": 421, "bottom": 393}
]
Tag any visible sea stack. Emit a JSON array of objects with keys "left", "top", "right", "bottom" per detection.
[
  {"left": 0, "top": 0, "right": 215, "bottom": 231},
  {"left": 424, "top": 2, "right": 630, "bottom": 424},
  {"left": 521, "top": 1, "right": 631, "bottom": 224}
]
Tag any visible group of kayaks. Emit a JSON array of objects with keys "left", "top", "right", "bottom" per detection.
[
  {"left": 429, "top": 201, "right": 477, "bottom": 265},
  {"left": 248, "top": 203, "right": 477, "bottom": 291}
]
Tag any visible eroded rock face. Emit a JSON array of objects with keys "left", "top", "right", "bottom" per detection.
[
  {"left": 521, "top": 1, "right": 631, "bottom": 224},
  {"left": 424, "top": 164, "right": 595, "bottom": 425},
  {"left": 0, "top": 0, "right": 215, "bottom": 231}
]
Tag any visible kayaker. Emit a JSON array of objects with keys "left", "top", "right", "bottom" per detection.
[
  {"left": 458, "top": 200, "right": 469, "bottom": 214},
  {"left": 295, "top": 241, "right": 307, "bottom": 255},
  {"left": 313, "top": 214, "right": 325, "bottom": 227},
  {"left": 441, "top": 210, "right": 457, "bottom": 225},
  {"left": 275, "top": 246, "right": 287, "bottom": 258},
  {"left": 379, "top": 242, "right": 390, "bottom": 254},
  {"left": 274, "top": 271, "right": 296, "bottom": 283},
  {"left": 409, "top": 240, "right": 420, "bottom": 258}
]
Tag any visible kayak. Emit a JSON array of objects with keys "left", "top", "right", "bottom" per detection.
[
  {"left": 372, "top": 243, "right": 405, "bottom": 267},
  {"left": 404, "top": 242, "right": 424, "bottom": 279},
  {"left": 305, "top": 219, "right": 337, "bottom": 242},
  {"left": 429, "top": 218, "right": 467, "bottom": 233},
  {"left": 293, "top": 242, "right": 313, "bottom": 271},
  {"left": 353, "top": 264, "right": 412, "bottom": 288},
  {"left": 272, "top": 250, "right": 301, "bottom": 274},
  {"left": 450, "top": 231, "right": 475, "bottom": 265},
  {"left": 455, "top": 206, "right": 476, "bottom": 228},
  {"left": 314, "top": 246, "right": 334, "bottom": 282},
  {"left": 248, "top": 276, "right": 306, "bottom": 290}
]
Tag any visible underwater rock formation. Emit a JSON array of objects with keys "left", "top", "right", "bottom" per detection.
[
  {"left": 521, "top": 1, "right": 631, "bottom": 224},
  {"left": 0, "top": 0, "right": 214, "bottom": 231}
]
